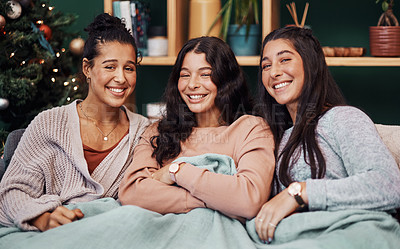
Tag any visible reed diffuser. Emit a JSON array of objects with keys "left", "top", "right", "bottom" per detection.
[{"left": 286, "top": 2, "right": 309, "bottom": 28}]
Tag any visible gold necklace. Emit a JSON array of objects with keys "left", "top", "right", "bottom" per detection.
[{"left": 79, "top": 103, "right": 119, "bottom": 141}]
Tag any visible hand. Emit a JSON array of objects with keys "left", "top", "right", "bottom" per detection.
[
  {"left": 30, "top": 206, "right": 84, "bottom": 231},
  {"left": 151, "top": 165, "right": 174, "bottom": 185},
  {"left": 255, "top": 184, "right": 305, "bottom": 243}
]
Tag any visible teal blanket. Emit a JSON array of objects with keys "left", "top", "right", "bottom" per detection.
[{"left": 1, "top": 153, "right": 399, "bottom": 249}]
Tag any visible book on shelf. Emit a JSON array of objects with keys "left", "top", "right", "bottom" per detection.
[
  {"left": 145, "top": 102, "right": 166, "bottom": 123},
  {"left": 112, "top": 1, "right": 121, "bottom": 19},
  {"left": 113, "top": 0, "right": 151, "bottom": 56},
  {"left": 119, "top": 1, "right": 133, "bottom": 35}
]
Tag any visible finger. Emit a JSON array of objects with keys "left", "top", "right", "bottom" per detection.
[
  {"left": 47, "top": 217, "right": 63, "bottom": 230},
  {"left": 52, "top": 207, "right": 78, "bottom": 225},
  {"left": 255, "top": 216, "right": 268, "bottom": 243},
  {"left": 266, "top": 220, "right": 278, "bottom": 243},
  {"left": 255, "top": 216, "right": 263, "bottom": 239},
  {"left": 255, "top": 216, "right": 262, "bottom": 236},
  {"left": 255, "top": 203, "right": 271, "bottom": 242},
  {"left": 73, "top": 209, "right": 84, "bottom": 219},
  {"left": 57, "top": 206, "right": 79, "bottom": 220},
  {"left": 47, "top": 212, "right": 70, "bottom": 229}
]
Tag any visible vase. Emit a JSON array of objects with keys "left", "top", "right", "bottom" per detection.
[
  {"left": 369, "top": 26, "right": 400, "bottom": 57},
  {"left": 227, "top": 24, "right": 261, "bottom": 56},
  {"left": 188, "top": 0, "right": 221, "bottom": 39}
]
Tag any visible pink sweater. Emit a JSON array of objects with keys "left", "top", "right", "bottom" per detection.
[{"left": 119, "top": 115, "right": 275, "bottom": 220}]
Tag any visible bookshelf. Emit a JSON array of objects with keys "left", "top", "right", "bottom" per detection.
[
  {"left": 104, "top": 0, "right": 400, "bottom": 67},
  {"left": 104, "top": 0, "right": 279, "bottom": 66}
]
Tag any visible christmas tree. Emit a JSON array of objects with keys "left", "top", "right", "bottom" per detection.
[{"left": 0, "top": 0, "right": 86, "bottom": 150}]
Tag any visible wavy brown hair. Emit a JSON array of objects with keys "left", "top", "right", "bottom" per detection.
[
  {"left": 151, "top": 36, "right": 254, "bottom": 166},
  {"left": 257, "top": 27, "right": 346, "bottom": 191}
]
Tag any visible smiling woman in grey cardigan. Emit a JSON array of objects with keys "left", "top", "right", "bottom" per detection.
[
  {"left": 0, "top": 13, "right": 149, "bottom": 232},
  {"left": 255, "top": 26, "right": 400, "bottom": 248}
]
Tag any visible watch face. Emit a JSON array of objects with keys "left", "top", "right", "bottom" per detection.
[
  {"left": 169, "top": 163, "right": 179, "bottom": 173},
  {"left": 288, "top": 182, "right": 301, "bottom": 196}
]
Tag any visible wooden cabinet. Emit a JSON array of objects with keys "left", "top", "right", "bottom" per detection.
[{"left": 104, "top": 0, "right": 400, "bottom": 67}]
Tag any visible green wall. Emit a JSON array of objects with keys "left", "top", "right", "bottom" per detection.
[{"left": 51, "top": 0, "right": 400, "bottom": 124}]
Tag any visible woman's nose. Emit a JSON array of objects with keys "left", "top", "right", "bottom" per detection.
[
  {"left": 187, "top": 76, "right": 200, "bottom": 89},
  {"left": 270, "top": 64, "right": 282, "bottom": 78},
  {"left": 114, "top": 68, "right": 126, "bottom": 83}
]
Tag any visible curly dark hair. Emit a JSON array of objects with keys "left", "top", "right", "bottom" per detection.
[
  {"left": 83, "top": 13, "right": 140, "bottom": 67},
  {"left": 256, "top": 27, "right": 346, "bottom": 190},
  {"left": 76, "top": 13, "right": 140, "bottom": 95},
  {"left": 151, "top": 36, "right": 254, "bottom": 166}
]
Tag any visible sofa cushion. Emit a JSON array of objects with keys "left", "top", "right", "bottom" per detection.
[
  {"left": 375, "top": 124, "right": 400, "bottom": 168},
  {"left": 0, "top": 129, "right": 25, "bottom": 181}
]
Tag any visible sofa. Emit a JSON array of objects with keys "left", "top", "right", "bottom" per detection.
[
  {"left": 0, "top": 128, "right": 25, "bottom": 181},
  {"left": 1, "top": 125, "right": 399, "bottom": 221}
]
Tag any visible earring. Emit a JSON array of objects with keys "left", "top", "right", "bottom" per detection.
[{"left": 86, "top": 77, "right": 91, "bottom": 84}]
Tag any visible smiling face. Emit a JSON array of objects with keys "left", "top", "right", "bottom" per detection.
[
  {"left": 178, "top": 51, "right": 220, "bottom": 127},
  {"left": 261, "top": 38, "right": 305, "bottom": 122},
  {"left": 83, "top": 41, "right": 137, "bottom": 108}
]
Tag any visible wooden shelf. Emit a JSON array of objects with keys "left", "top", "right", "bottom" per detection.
[
  {"left": 104, "top": 0, "right": 400, "bottom": 67},
  {"left": 105, "top": 0, "right": 279, "bottom": 59},
  {"left": 325, "top": 57, "right": 400, "bottom": 67},
  {"left": 140, "top": 56, "right": 260, "bottom": 66},
  {"left": 140, "top": 56, "right": 400, "bottom": 66}
]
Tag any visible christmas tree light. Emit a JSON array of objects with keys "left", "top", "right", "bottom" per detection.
[{"left": 0, "top": 0, "right": 86, "bottom": 145}]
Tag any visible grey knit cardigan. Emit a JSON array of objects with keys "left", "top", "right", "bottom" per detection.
[{"left": 0, "top": 100, "right": 150, "bottom": 230}]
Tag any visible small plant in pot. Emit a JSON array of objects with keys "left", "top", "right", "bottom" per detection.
[
  {"left": 209, "top": 0, "right": 260, "bottom": 56},
  {"left": 370, "top": 0, "right": 400, "bottom": 56}
]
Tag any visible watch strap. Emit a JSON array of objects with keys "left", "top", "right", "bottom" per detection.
[
  {"left": 294, "top": 194, "right": 306, "bottom": 207},
  {"left": 288, "top": 182, "right": 308, "bottom": 211}
]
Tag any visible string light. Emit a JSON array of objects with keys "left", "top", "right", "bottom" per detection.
[
  {"left": 42, "top": 4, "right": 46, "bottom": 8},
  {"left": 48, "top": 7, "right": 54, "bottom": 11},
  {"left": 61, "top": 48, "right": 66, "bottom": 52},
  {"left": 73, "top": 86, "right": 78, "bottom": 91},
  {"left": 20, "top": 61, "right": 26, "bottom": 65},
  {"left": 71, "top": 78, "right": 76, "bottom": 82},
  {"left": 36, "top": 20, "right": 43, "bottom": 25},
  {"left": 10, "top": 52, "right": 15, "bottom": 58},
  {"left": 64, "top": 81, "right": 70, "bottom": 86},
  {"left": 67, "top": 97, "right": 71, "bottom": 101},
  {"left": 53, "top": 68, "right": 58, "bottom": 72},
  {"left": 51, "top": 77, "right": 56, "bottom": 82},
  {"left": 56, "top": 52, "right": 60, "bottom": 57},
  {"left": 39, "top": 59, "right": 45, "bottom": 64}
]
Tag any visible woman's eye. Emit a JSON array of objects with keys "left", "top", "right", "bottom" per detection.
[
  {"left": 180, "top": 74, "right": 190, "bottom": 78},
  {"left": 105, "top": 66, "right": 115, "bottom": 70},
  {"left": 125, "top": 66, "right": 135, "bottom": 72},
  {"left": 201, "top": 73, "right": 211, "bottom": 77},
  {"left": 281, "top": 58, "right": 291, "bottom": 63},
  {"left": 262, "top": 64, "right": 271, "bottom": 70}
]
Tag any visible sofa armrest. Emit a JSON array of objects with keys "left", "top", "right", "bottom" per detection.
[
  {"left": 0, "top": 158, "right": 5, "bottom": 181},
  {"left": 375, "top": 124, "right": 400, "bottom": 168},
  {"left": 0, "top": 129, "right": 25, "bottom": 181},
  {"left": 375, "top": 124, "right": 400, "bottom": 223}
]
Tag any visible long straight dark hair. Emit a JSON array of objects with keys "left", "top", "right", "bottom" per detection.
[
  {"left": 257, "top": 27, "right": 346, "bottom": 189},
  {"left": 152, "top": 36, "right": 254, "bottom": 166}
]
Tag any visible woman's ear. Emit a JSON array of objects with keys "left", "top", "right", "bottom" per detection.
[{"left": 82, "top": 58, "right": 90, "bottom": 79}]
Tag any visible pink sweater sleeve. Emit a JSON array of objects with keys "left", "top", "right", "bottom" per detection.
[
  {"left": 119, "top": 116, "right": 275, "bottom": 220},
  {"left": 118, "top": 124, "right": 206, "bottom": 213},
  {"left": 176, "top": 118, "right": 275, "bottom": 219}
]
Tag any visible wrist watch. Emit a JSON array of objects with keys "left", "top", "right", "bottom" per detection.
[
  {"left": 169, "top": 162, "right": 185, "bottom": 182},
  {"left": 287, "top": 182, "right": 306, "bottom": 209}
]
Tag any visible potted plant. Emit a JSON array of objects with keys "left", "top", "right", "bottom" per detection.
[
  {"left": 209, "top": 0, "right": 260, "bottom": 56},
  {"left": 370, "top": 0, "right": 400, "bottom": 56}
]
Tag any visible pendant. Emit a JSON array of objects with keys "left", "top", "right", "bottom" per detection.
[{"left": 104, "top": 136, "right": 108, "bottom": 141}]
